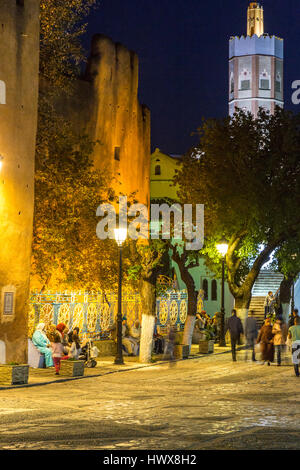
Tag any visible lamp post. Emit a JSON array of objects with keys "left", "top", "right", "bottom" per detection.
[
  {"left": 216, "top": 240, "right": 229, "bottom": 347},
  {"left": 114, "top": 227, "right": 127, "bottom": 365}
]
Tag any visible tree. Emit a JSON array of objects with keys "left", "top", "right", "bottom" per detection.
[
  {"left": 31, "top": 0, "right": 120, "bottom": 292},
  {"left": 128, "top": 240, "right": 167, "bottom": 363},
  {"left": 40, "top": 0, "right": 97, "bottom": 94},
  {"left": 174, "top": 108, "right": 300, "bottom": 321},
  {"left": 32, "top": 115, "right": 118, "bottom": 291},
  {"left": 149, "top": 197, "right": 201, "bottom": 352},
  {"left": 271, "top": 240, "right": 300, "bottom": 319},
  {"left": 170, "top": 244, "right": 199, "bottom": 351}
]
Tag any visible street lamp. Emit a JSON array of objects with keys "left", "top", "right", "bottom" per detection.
[
  {"left": 114, "top": 227, "right": 127, "bottom": 365},
  {"left": 291, "top": 253, "right": 297, "bottom": 315},
  {"left": 216, "top": 239, "right": 229, "bottom": 347}
]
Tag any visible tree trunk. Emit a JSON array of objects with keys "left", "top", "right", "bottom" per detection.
[
  {"left": 182, "top": 315, "right": 196, "bottom": 350},
  {"left": 139, "top": 277, "right": 156, "bottom": 363},
  {"left": 281, "top": 303, "right": 290, "bottom": 323},
  {"left": 234, "top": 296, "right": 252, "bottom": 327},
  {"left": 171, "top": 248, "right": 199, "bottom": 353},
  {"left": 279, "top": 277, "right": 293, "bottom": 323}
]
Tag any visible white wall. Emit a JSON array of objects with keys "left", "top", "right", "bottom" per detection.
[{"left": 0, "top": 340, "right": 6, "bottom": 364}]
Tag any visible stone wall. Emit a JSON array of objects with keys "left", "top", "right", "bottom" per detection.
[
  {"left": 0, "top": 0, "right": 40, "bottom": 363},
  {"left": 56, "top": 34, "right": 151, "bottom": 207}
]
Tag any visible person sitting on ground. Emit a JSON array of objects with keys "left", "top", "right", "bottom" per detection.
[
  {"left": 56, "top": 323, "right": 69, "bottom": 354},
  {"left": 32, "top": 323, "right": 54, "bottom": 368},
  {"left": 51, "top": 332, "right": 69, "bottom": 375},
  {"left": 128, "top": 320, "right": 141, "bottom": 356},
  {"left": 68, "top": 331, "right": 82, "bottom": 360},
  {"left": 192, "top": 313, "right": 206, "bottom": 344},
  {"left": 67, "top": 326, "right": 80, "bottom": 344},
  {"left": 109, "top": 316, "right": 133, "bottom": 356}
]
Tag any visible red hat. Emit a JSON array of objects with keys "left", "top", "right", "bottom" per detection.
[{"left": 56, "top": 323, "right": 67, "bottom": 334}]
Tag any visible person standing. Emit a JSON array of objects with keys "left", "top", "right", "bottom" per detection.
[
  {"left": 51, "top": 332, "right": 67, "bottom": 375},
  {"left": 288, "top": 317, "right": 300, "bottom": 377},
  {"left": 244, "top": 310, "right": 258, "bottom": 362},
  {"left": 272, "top": 317, "right": 287, "bottom": 366},
  {"left": 264, "top": 291, "right": 274, "bottom": 319},
  {"left": 257, "top": 318, "right": 274, "bottom": 366},
  {"left": 288, "top": 309, "right": 300, "bottom": 329},
  {"left": 226, "top": 309, "right": 244, "bottom": 362}
]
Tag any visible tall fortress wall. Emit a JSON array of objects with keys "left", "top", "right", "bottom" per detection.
[
  {"left": 0, "top": 0, "right": 40, "bottom": 363},
  {"left": 56, "top": 34, "right": 151, "bottom": 207},
  {"left": 0, "top": 7, "right": 150, "bottom": 362}
]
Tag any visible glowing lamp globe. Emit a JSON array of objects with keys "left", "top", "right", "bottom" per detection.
[
  {"left": 216, "top": 241, "right": 229, "bottom": 257},
  {"left": 114, "top": 227, "right": 127, "bottom": 246}
]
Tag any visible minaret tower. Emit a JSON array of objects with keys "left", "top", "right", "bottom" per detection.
[{"left": 229, "top": 1, "right": 284, "bottom": 117}]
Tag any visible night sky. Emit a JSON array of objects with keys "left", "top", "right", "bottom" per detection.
[{"left": 83, "top": 0, "right": 300, "bottom": 155}]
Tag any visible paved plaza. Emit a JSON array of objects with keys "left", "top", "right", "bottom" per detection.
[{"left": 0, "top": 349, "right": 299, "bottom": 450}]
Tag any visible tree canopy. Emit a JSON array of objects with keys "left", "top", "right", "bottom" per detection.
[
  {"left": 174, "top": 108, "right": 300, "bottom": 308},
  {"left": 31, "top": 0, "right": 120, "bottom": 292}
]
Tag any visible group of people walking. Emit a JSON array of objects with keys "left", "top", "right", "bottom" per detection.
[
  {"left": 226, "top": 308, "right": 300, "bottom": 376},
  {"left": 32, "top": 322, "right": 83, "bottom": 374}
]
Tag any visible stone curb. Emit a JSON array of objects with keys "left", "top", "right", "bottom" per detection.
[{"left": 0, "top": 346, "right": 242, "bottom": 391}]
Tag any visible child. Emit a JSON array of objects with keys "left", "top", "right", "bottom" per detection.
[{"left": 51, "top": 332, "right": 68, "bottom": 375}]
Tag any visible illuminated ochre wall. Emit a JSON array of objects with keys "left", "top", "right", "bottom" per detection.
[
  {"left": 0, "top": 0, "right": 40, "bottom": 363},
  {"left": 55, "top": 35, "right": 151, "bottom": 207}
]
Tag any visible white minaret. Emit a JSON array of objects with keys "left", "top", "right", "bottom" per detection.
[{"left": 229, "top": 2, "right": 284, "bottom": 117}]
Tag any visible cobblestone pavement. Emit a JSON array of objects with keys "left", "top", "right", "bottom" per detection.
[{"left": 0, "top": 349, "right": 299, "bottom": 450}]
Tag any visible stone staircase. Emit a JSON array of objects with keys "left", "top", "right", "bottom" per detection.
[{"left": 249, "top": 270, "right": 284, "bottom": 328}]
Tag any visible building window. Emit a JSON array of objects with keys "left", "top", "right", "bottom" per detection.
[
  {"left": 211, "top": 280, "right": 217, "bottom": 301},
  {"left": 259, "top": 70, "right": 270, "bottom": 90},
  {"left": 202, "top": 279, "right": 208, "bottom": 301},
  {"left": 260, "top": 79, "right": 270, "bottom": 90},
  {"left": 114, "top": 146, "right": 120, "bottom": 161},
  {"left": 239, "top": 69, "right": 251, "bottom": 91},
  {"left": 0, "top": 80, "right": 6, "bottom": 105},
  {"left": 155, "top": 165, "right": 161, "bottom": 176},
  {"left": 240, "top": 80, "right": 250, "bottom": 91}
]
